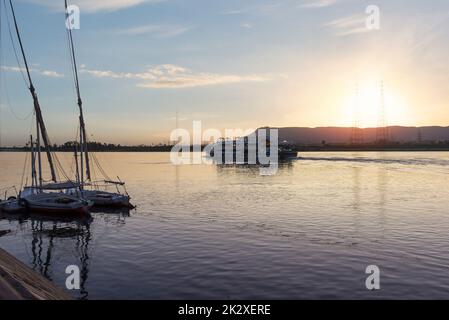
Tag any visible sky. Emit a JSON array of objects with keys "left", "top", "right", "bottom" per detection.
[{"left": 0, "top": 0, "right": 448, "bottom": 146}]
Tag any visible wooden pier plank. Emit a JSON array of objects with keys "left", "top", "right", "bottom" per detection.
[{"left": 0, "top": 248, "right": 71, "bottom": 300}]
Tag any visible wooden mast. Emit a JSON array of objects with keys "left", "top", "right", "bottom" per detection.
[
  {"left": 36, "top": 118, "right": 43, "bottom": 187},
  {"left": 65, "top": 0, "right": 91, "bottom": 182},
  {"left": 74, "top": 145, "right": 80, "bottom": 185},
  {"left": 8, "top": 0, "right": 57, "bottom": 182},
  {"left": 30, "top": 136, "right": 37, "bottom": 188}
]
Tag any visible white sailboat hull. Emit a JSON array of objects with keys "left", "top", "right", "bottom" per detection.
[
  {"left": 80, "top": 190, "right": 132, "bottom": 208},
  {"left": 20, "top": 192, "right": 92, "bottom": 216}
]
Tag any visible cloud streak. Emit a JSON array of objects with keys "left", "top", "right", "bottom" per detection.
[
  {"left": 80, "top": 64, "right": 272, "bottom": 88},
  {"left": 222, "top": 2, "right": 283, "bottom": 16},
  {"left": 116, "top": 24, "right": 192, "bottom": 37},
  {"left": 301, "top": 0, "right": 338, "bottom": 8},
  {"left": 225, "top": 0, "right": 339, "bottom": 14},
  {"left": 1, "top": 65, "right": 64, "bottom": 78},
  {"left": 324, "top": 14, "right": 369, "bottom": 36},
  {"left": 21, "top": 0, "right": 165, "bottom": 13}
]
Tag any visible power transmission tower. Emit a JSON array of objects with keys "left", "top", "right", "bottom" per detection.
[
  {"left": 376, "top": 81, "right": 389, "bottom": 144},
  {"left": 350, "top": 84, "right": 363, "bottom": 145}
]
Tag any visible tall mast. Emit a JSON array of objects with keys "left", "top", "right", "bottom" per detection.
[
  {"left": 9, "top": 0, "right": 57, "bottom": 182},
  {"left": 30, "top": 136, "right": 37, "bottom": 188},
  {"left": 65, "top": 0, "right": 91, "bottom": 181},
  {"left": 36, "top": 117, "right": 43, "bottom": 187},
  {"left": 74, "top": 145, "right": 80, "bottom": 185},
  {"left": 80, "top": 126, "right": 84, "bottom": 186}
]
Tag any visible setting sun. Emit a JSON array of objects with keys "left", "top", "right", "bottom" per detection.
[
  {"left": 1, "top": 0, "right": 449, "bottom": 304},
  {"left": 342, "top": 80, "right": 411, "bottom": 128}
]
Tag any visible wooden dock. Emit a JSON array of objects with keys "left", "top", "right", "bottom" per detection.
[{"left": 0, "top": 248, "right": 71, "bottom": 300}]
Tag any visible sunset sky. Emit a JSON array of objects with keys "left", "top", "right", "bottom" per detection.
[{"left": 0, "top": 0, "right": 448, "bottom": 145}]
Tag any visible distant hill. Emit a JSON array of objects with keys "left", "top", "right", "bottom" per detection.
[{"left": 273, "top": 126, "right": 449, "bottom": 144}]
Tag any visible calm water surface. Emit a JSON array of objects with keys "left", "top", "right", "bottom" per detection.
[{"left": 1, "top": 152, "right": 449, "bottom": 299}]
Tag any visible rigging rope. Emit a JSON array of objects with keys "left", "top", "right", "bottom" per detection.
[
  {"left": 1, "top": 73, "right": 33, "bottom": 120},
  {"left": 0, "top": 0, "right": 34, "bottom": 153},
  {"left": 0, "top": 0, "right": 2, "bottom": 148},
  {"left": 19, "top": 114, "right": 34, "bottom": 190},
  {"left": 3, "top": 0, "right": 27, "bottom": 86},
  {"left": 65, "top": 26, "right": 78, "bottom": 106},
  {"left": 67, "top": 125, "right": 80, "bottom": 180},
  {"left": 88, "top": 145, "right": 112, "bottom": 182},
  {"left": 84, "top": 131, "right": 116, "bottom": 182},
  {"left": 5, "top": 0, "right": 74, "bottom": 183},
  {"left": 63, "top": 1, "right": 122, "bottom": 187}
]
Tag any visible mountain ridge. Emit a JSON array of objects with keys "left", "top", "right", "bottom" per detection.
[{"left": 267, "top": 126, "right": 449, "bottom": 144}]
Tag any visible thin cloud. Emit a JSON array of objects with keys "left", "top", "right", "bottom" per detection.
[
  {"left": 223, "top": 9, "right": 247, "bottom": 15},
  {"left": 241, "top": 23, "right": 253, "bottom": 29},
  {"left": 21, "top": 0, "right": 165, "bottom": 13},
  {"left": 116, "top": 25, "right": 192, "bottom": 37},
  {"left": 409, "top": 13, "right": 449, "bottom": 54},
  {"left": 41, "top": 70, "right": 65, "bottom": 78},
  {"left": 222, "top": 2, "right": 283, "bottom": 16},
  {"left": 301, "top": 0, "right": 338, "bottom": 8},
  {"left": 224, "top": 1, "right": 339, "bottom": 15},
  {"left": 324, "top": 14, "right": 369, "bottom": 36},
  {"left": 80, "top": 64, "right": 272, "bottom": 89},
  {"left": 1, "top": 65, "right": 64, "bottom": 78}
]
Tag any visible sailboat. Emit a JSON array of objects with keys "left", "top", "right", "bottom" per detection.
[
  {"left": 0, "top": 187, "right": 23, "bottom": 214},
  {"left": 5, "top": 0, "right": 92, "bottom": 215},
  {"left": 0, "top": 196, "right": 25, "bottom": 214},
  {"left": 64, "top": 0, "right": 133, "bottom": 209},
  {"left": 19, "top": 136, "right": 91, "bottom": 215}
]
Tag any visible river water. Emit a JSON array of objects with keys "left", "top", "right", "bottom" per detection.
[{"left": 1, "top": 152, "right": 449, "bottom": 299}]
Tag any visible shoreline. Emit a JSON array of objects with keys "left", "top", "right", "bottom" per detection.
[{"left": 1, "top": 148, "right": 449, "bottom": 153}]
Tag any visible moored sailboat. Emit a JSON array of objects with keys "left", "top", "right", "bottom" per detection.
[
  {"left": 5, "top": 0, "right": 92, "bottom": 216},
  {"left": 64, "top": 0, "right": 133, "bottom": 208},
  {"left": 19, "top": 188, "right": 91, "bottom": 215},
  {"left": 0, "top": 197, "right": 25, "bottom": 214},
  {"left": 0, "top": 187, "right": 23, "bottom": 214}
]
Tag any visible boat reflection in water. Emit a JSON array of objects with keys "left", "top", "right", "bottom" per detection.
[
  {"left": 215, "top": 161, "right": 295, "bottom": 176},
  {"left": 0, "top": 208, "right": 131, "bottom": 300}
]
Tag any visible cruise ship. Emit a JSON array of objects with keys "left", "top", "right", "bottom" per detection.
[{"left": 207, "top": 137, "right": 298, "bottom": 164}]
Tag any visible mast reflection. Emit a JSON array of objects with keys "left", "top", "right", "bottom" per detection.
[
  {"left": 29, "top": 215, "right": 92, "bottom": 299},
  {"left": 1, "top": 209, "right": 131, "bottom": 300}
]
